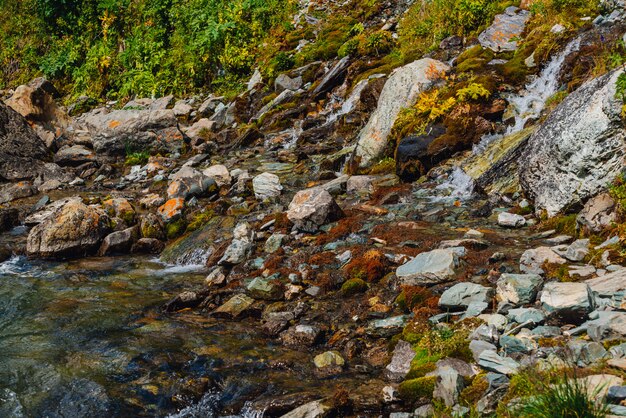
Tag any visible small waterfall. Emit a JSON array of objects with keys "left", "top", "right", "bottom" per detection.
[
  {"left": 324, "top": 78, "right": 370, "bottom": 125},
  {"left": 434, "top": 167, "right": 475, "bottom": 200},
  {"left": 283, "top": 119, "right": 304, "bottom": 150},
  {"left": 473, "top": 36, "right": 581, "bottom": 153}
]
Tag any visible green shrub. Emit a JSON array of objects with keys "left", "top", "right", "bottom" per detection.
[
  {"left": 514, "top": 373, "right": 610, "bottom": 418},
  {"left": 125, "top": 151, "right": 150, "bottom": 166}
]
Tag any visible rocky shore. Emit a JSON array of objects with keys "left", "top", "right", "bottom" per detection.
[{"left": 3, "top": 0, "right": 626, "bottom": 417}]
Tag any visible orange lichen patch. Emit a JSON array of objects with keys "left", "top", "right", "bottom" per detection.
[
  {"left": 343, "top": 249, "right": 389, "bottom": 282},
  {"left": 316, "top": 214, "right": 363, "bottom": 245},
  {"left": 157, "top": 198, "right": 185, "bottom": 221},
  {"left": 108, "top": 120, "right": 121, "bottom": 129}
]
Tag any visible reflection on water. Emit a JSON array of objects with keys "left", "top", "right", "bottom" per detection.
[{"left": 0, "top": 255, "right": 327, "bottom": 417}]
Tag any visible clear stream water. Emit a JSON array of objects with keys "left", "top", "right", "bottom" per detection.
[{"left": 0, "top": 252, "right": 348, "bottom": 417}]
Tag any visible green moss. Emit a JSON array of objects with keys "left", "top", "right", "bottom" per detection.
[
  {"left": 340, "top": 278, "right": 368, "bottom": 297},
  {"left": 166, "top": 219, "right": 187, "bottom": 240},
  {"left": 125, "top": 151, "right": 150, "bottom": 166},
  {"left": 539, "top": 213, "right": 578, "bottom": 236},
  {"left": 455, "top": 45, "right": 495, "bottom": 74},
  {"left": 141, "top": 223, "right": 163, "bottom": 240},
  {"left": 459, "top": 374, "right": 488, "bottom": 405},
  {"left": 186, "top": 210, "right": 214, "bottom": 233},
  {"left": 398, "top": 376, "right": 437, "bottom": 401},
  {"left": 368, "top": 157, "right": 396, "bottom": 175}
]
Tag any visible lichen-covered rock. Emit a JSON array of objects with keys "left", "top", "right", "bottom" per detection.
[
  {"left": 478, "top": 6, "right": 530, "bottom": 52},
  {"left": 352, "top": 58, "right": 450, "bottom": 168},
  {"left": 496, "top": 273, "right": 543, "bottom": 306},
  {"left": 519, "top": 69, "right": 626, "bottom": 216},
  {"left": 157, "top": 198, "right": 185, "bottom": 223},
  {"left": 26, "top": 200, "right": 111, "bottom": 258}
]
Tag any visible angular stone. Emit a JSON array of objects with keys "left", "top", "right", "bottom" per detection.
[
  {"left": 202, "top": 164, "right": 231, "bottom": 187},
  {"left": 385, "top": 340, "right": 416, "bottom": 382},
  {"left": 433, "top": 365, "right": 464, "bottom": 407},
  {"left": 287, "top": 188, "right": 343, "bottom": 232},
  {"left": 439, "top": 283, "right": 493, "bottom": 310},
  {"left": 469, "top": 340, "right": 497, "bottom": 363},
  {"left": 478, "top": 350, "right": 520, "bottom": 375},
  {"left": 586, "top": 269, "right": 626, "bottom": 297},
  {"left": 478, "top": 6, "right": 530, "bottom": 52},
  {"left": 396, "top": 249, "right": 459, "bottom": 286},
  {"left": 353, "top": 58, "right": 450, "bottom": 168},
  {"left": 496, "top": 273, "right": 543, "bottom": 306},
  {"left": 577, "top": 193, "right": 617, "bottom": 233},
  {"left": 507, "top": 307, "right": 545, "bottom": 325},
  {"left": 213, "top": 294, "right": 255, "bottom": 319},
  {"left": 280, "top": 325, "right": 322, "bottom": 348},
  {"left": 157, "top": 198, "right": 185, "bottom": 223},
  {"left": 498, "top": 212, "right": 526, "bottom": 228},
  {"left": 280, "top": 400, "right": 329, "bottom": 418},
  {"left": 98, "top": 226, "right": 139, "bottom": 256},
  {"left": 541, "top": 282, "right": 593, "bottom": 320},
  {"left": 54, "top": 145, "right": 96, "bottom": 167},
  {"left": 253, "top": 172, "right": 283, "bottom": 200},
  {"left": 519, "top": 246, "right": 566, "bottom": 274},
  {"left": 26, "top": 200, "right": 111, "bottom": 258},
  {"left": 519, "top": 69, "right": 626, "bottom": 217}
]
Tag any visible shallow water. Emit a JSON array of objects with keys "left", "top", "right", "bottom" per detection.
[{"left": 0, "top": 255, "right": 348, "bottom": 417}]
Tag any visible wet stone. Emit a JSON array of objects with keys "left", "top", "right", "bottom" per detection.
[
  {"left": 280, "top": 325, "right": 322, "bottom": 348},
  {"left": 213, "top": 294, "right": 255, "bottom": 319}
]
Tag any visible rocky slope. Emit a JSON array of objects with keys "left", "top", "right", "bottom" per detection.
[{"left": 3, "top": 0, "right": 626, "bottom": 416}]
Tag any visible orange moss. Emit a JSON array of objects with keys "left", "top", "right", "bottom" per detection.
[
  {"left": 343, "top": 249, "right": 389, "bottom": 282},
  {"left": 316, "top": 213, "right": 363, "bottom": 245}
]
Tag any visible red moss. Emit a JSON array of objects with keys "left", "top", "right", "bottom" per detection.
[
  {"left": 315, "top": 211, "right": 363, "bottom": 245},
  {"left": 343, "top": 249, "right": 389, "bottom": 282}
]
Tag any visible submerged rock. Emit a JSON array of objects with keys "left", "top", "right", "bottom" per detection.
[{"left": 519, "top": 69, "right": 626, "bottom": 217}]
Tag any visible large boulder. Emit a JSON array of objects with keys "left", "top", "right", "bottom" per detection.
[
  {"left": 76, "top": 107, "right": 183, "bottom": 157},
  {"left": 351, "top": 58, "right": 450, "bottom": 168},
  {"left": 439, "top": 283, "right": 493, "bottom": 310},
  {"left": 519, "top": 69, "right": 626, "bottom": 217},
  {"left": 0, "top": 102, "right": 51, "bottom": 181},
  {"left": 540, "top": 282, "right": 594, "bottom": 322},
  {"left": 26, "top": 200, "right": 111, "bottom": 258}
]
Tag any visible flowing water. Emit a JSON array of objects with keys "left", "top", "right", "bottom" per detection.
[
  {"left": 473, "top": 36, "right": 581, "bottom": 154},
  {"left": 0, "top": 253, "right": 365, "bottom": 417}
]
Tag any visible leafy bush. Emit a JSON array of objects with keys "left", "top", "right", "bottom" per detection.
[{"left": 456, "top": 82, "right": 491, "bottom": 102}]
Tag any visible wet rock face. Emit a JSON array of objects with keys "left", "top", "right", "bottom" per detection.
[
  {"left": 26, "top": 200, "right": 111, "bottom": 258},
  {"left": 0, "top": 102, "right": 52, "bottom": 181},
  {"left": 352, "top": 58, "right": 450, "bottom": 169},
  {"left": 519, "top": 69, "right": 626, "bottom": 217}
]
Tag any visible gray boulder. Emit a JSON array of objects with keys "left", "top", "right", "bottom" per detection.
[
  {"left": 496, "top": 273, "right": 543, "bottom": 306},
  {"left": 541, "top": 282, "right": 594, "bottom": 320},
  {"left": 439, "top": 283, "right": 493, "bottom": 310},
  {"left": 519, "top": 69, "right": 626, "bottom": 217},
  {"left": 519, "top": 246, "right": 566, "bottom": 274},
  {"left": 0, "top": 102, "right": 51, "bottom": 181},
  {"left": 54, "top": 145, "right": 96, "bottom": 167},
  {"left": 478, "top": 350, "right": 520, "bottom": 375},
  {"left": 385, "top": 340, "right": 416, "bottom": 382},
  {"left": 275, "top": 73, "right": 303, "bottom": 93},
  {"left": 498, "top": 212, "right": 526, "bottom": 228},
  {"left": 352, "top": 58, "right": 450, "bottom": 168},
  {"left": 76, "top": 107, "right": 182, "bottom": 157},
  {"left": 253, "top": 172, "right": 283, "bottom": 200},
  {"left": 98, "top": 226, "right": 139, "bottom": 256},
  {"left": 396, "top": 248, "right": 459, "bottom": 286},
  {"left": 478, "top": 6, "right": 530, "bottom": 52},
  {"left": 167, "top": 166, "right": 217, "bottom": 200},
  {"left": 433, "top": 365, "right": 464, "bottom": 407}
]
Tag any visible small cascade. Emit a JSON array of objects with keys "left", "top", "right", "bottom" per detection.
[
  {"left": 324, "top": 78, "right": 370, "bottom": 125},
  {"left": 283, "top": 119, "right": 304, "bottom": 150},
  {"left": 473, "top": 35, "right": 581, "bottom": 153},
  {"left": 166, "top": 391, "right": 221, "bottom": 418},
  {"left": 433, "top": 166, "right": 475, "bottom": 200}
]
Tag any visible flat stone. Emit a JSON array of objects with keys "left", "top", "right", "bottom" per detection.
[
  {"left": 478, "top": 350, "right": 520, "bottom": 375},
  {"left": 439, "top": 282, "right": 493, "bottom": 310},
  {"left": 478, "top": 7, "right": 530, "bottom": 52},
  {"left": 498, "top": 212, "right": 526, "bottom": 228},
  {"left": 396, "top": 249, "right": 459, "bottom": 286},
  {"left": 520, "top": 247, "right": 566, "bottom": 274},
  {"left": 541, "top": 282, "right": 593, "bottom": 320}
]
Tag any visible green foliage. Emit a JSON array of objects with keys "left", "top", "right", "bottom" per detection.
[
  {"left": 514, "top": 372, "right": 610, "bottom": 418},
  {"left": 0, "top": 0, "right": 296, "bottom": 98},
  {"left": 610, "top": 173, "right": 626, "bottom": 211},
  {"left": 456, "top": 82, "right": 491, "bottom": 102},
  {"left": 616, "top": 73, "right": 626, "bottom": 104},
  {"left": 125, "top": 151, "right": 150, "bottom": 166},
  {"left": 186, "top": 210, "right": 215, "bottom": 232},
  {"left": 397, "top": 0, "right": 508, "bottom": 60}
]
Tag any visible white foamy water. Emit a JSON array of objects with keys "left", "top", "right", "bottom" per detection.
[
  {"left": 433, "top": 166, "right": 476, "bottom": 200},
  {"left": 473, "top": 36, "right": 581, "bottom": 153},
  {"left": 324, "top": 78, "right": 369, "bottom": 125}
]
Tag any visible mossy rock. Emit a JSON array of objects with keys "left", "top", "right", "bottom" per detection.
[
  {"left": 166, "top": 219, "right": 187, "bottom": 240},
  {"left": 459, "top": 374, "right": 488, "bottom": 405},
  {"left": 341, "top": 278, "right": 368, "bottom": 297},
  {"left": 455, "top": 45, "right": 494, "bottom": 74},
  {"left": 398, "top": 376, "right": 437, "bottom": 401}
]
